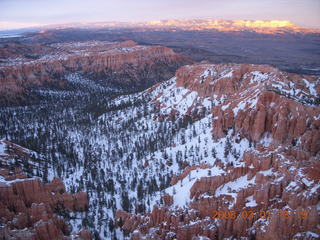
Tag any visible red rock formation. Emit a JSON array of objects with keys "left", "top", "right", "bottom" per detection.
[
  {"left": 170, "top": 163, "right": 211, "bottom": 185},
  {"left": 0, "top": 40, "right": 191, "bottom": 103},
  {"left": 0, "top": 168, "right": 90, "bottom": 240},
  {"left": 163, "top": 194, "right": 174, "bottom": 207},
  {"left": 116, "top": 63, "right": 320, "bottom": 239}
]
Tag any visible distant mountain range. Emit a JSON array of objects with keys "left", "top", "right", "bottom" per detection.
[{"left": 1, "top": 19, "right": 319, "bottom": 34}]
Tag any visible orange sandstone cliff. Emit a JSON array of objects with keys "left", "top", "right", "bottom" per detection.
[
  {"left": 116, "top": 63, "right": 320, "bottom": 240},
  {"left": 0, "top": 40, "right": 191, "bottom": 103},
  {"left": 0, "top": 140, "right": 91, "bottom": 240}
]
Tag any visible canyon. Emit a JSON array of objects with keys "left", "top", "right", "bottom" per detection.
[
  {"left": 0, "top": 140, "right": 90, "bottom": 240},
  {"left": 12, "top": 20, "right": 319, "bottom": 76},
  {"left": 0, "top": 40, "right": 190, "bottom": 104},
  {"left": 114, "top": 63, "right": 320, "bottom": 239},
  {"left": 0, "top": 23, "right": 319, "bottom": 240}
]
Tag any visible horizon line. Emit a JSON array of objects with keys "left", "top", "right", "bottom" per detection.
[{"left": 1, "top": 18, "right": 320, "bottom": 32}]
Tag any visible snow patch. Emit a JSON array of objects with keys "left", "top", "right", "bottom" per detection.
[
  {"left": 221, "top": 103, "right": 230, "bottom": 111},
  {"left": 0, "top": 140, "right": 6, "bottom": 156},
  {"left": 260, "top": 133, "right": 273, "bottom": 147},
  {"left": 250, "top": 71, "right": 269, "bottom": 84},
  {"left": 302, "top": 78, "right": 317, "bottom": 96},
  {"left": 286, "top": 181, "right": 299, "bottom": 191},
  {"left": 232, "top": 101, "right": 246, "bottom": 116},
  {"left": 166, "top": 166, "right": 224, "bottom": 208},
  {"left": 294, "top": 231, "right": 320, "bottom": 239},
  {"left": 216, "top": 70, "right": 233, "bottom": 81},
  {"left": 0, "top": 175, "right": 39, "bottom": 186},
  {"left": 245, "top": 195, "right": 258, "bottom": 207},
  {"left": 215, "top": 175, "right": 256, "bottom": 206},
  {"left": 309, "top": 184, "right": 320, "bottom": 195},
  {"left": 259, "top": 169, "right": 273, "bottom": 176},
  {"left": 200, "top": 68, "right": 216, "bottom": 79},
  {"left": 301, "top": 178, "right": 313, "bottom": 187}
]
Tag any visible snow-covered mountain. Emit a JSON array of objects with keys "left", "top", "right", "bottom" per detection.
[
  {"left": 15, "top": 19, "right": 320, "bottom": 34},
  {"left": 1, "top": 61, "right": 319, "bottom": 239}
]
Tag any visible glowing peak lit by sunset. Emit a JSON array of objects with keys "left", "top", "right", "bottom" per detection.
[
  {"left": 0, "top": 0, "right": 319, "bottom": 30},
  {"left": 232, "top": 20, "right": 295, "bottom": 28}
]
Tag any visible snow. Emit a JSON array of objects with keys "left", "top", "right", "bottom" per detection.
[
  {"left": 306, "top": 232, "right": 319, "bottom": 238},
  {"left": 0, "top": 41, "right": 152, "bottom": 68},
  {"left": 253, "top": 218, "right": 269, "bottom": 233},
  {"left": 200, "top": 68, "right": 216, "bottom": 79},
  {"left": 302, "top": 78, "right": 317, "bottom": 96},
  {"left": 50, "top": 41, "right": 113, "bottom": 49},
  {"left": 196, "top": 236, "right": 211, "bottom": 240},
  {"left": 294, "top": 232, "right": 320, "bottom": 239},
  {"left": 232, "top": 101, "right": 246, "bottom": 116},
  {"left": 221, "top": 103, "right": 230, "bottom": 111},
  {"left": 269, "top": 78, "right": 318, "bottom": 106},
  {"left": 245, "top": 195, "right": 258, "bottom": 207},
  {"left": 0, "top": 175, "right": 39, "bottom": 186},
  {"left": 65, "top": 73, "right": 108, "bottom": 92},
  {"left": 285, "top": 181, "right": 299, "bottom": 191},
  {"left": 259, "top": 169, "right": 273, "bottom": 176},
  {"left": 301, "top": 178, "right": 313, "bottom": 187},
  {"left": 165, "top": 166, "right": 224, "bottom": 207},
  {"left": 0, "top": 34, "right": 22, "bottom": 38},
  {"left": 215, "top": 175, "right": 256, "bottom": 206},
  {"left": 0, "top": 140, "right": 6, "bottom": 156},
  {"left": 202, "top": 98, "right": 212, "bottom": 109},
  {"left": 259, "top": 133, "right": 273, "bottom": 147},
  {"left": 33, "top": 89, "right": 84, "bottom": 97},
  {"left": 309, "top": 184, "right": 320, "bottom": 194},
  {"left": 232, "top": 92, "right": 259, "bottom": 117},
  {"left": 2, "top": 61, "right": 318, "bottom": 239},
  {"left": 270, "top": 102, "right": 276, "bottom": 108},
  {"left": 153, "top": 78, "right": 200, "bottom": 115},
  {"left": 220, "top": 70, "right": 233, "bottom": 79},
  {"left": 250, "top": 71, "right": 269, "bottom": 84}
]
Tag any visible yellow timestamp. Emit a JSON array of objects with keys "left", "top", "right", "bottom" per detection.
[{"left": 211, "top": 209, "right": 309, "bottom": 220}]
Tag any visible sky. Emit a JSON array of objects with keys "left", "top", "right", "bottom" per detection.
[{"left": 0, "top": 0, "right": 319, "bottom": 30}]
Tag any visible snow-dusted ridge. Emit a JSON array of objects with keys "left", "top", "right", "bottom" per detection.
[{"left": 0, "top": 62, "right": 319, "bottom": 239}]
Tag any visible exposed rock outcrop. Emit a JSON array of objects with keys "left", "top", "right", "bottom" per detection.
[
  {"left": 170, "top": 163, "right": 211, "bottom": 185},
  {"left": 116, "top": 63, "right": 320, "bottom": 239},
  {"left": 0, "top": 40, "right": 191, "bottom": 104},
  {"left": 0, "top": 168, "right": 90, "bottom": 239}
]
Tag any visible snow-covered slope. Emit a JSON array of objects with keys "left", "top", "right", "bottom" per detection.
[
  {"left": 0, "top": 63, "right": 319, "bottom": 239},
  {"left": 115, "top": 63, "right": 320, "bottom": 239}
]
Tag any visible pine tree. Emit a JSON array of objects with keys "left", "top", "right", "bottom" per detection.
[
  {"left": 108, "top": 218, "right": 115, "bottom": 232},
  {"left": 121, "top": 191, "right": 131, "bottom": 212},
  {"left": 137, "top": 180, "right": 144, "bottom": 201}
]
